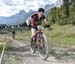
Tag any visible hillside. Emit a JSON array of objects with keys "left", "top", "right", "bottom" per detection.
[{"left": 13, "top": 24, "right": 75, "bottom": 47}]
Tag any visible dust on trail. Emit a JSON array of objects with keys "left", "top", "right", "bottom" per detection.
[{"left": 1, "top": 37, "right": 75, "bottom": 64}]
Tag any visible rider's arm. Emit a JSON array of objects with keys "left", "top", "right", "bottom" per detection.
[
  {"left": 26, "top": 17, "right": 33, "bottom": 26},
  {"left": 42, "top": 15, "right": 49, "bottom": 26},
  {"left": 44, "top": 19, "right": 50, "bottom": 26},
  {"left": 44, "top": 19, "right": 48, "bottom": 25},
  {"left": 44, "top": 19, "right": 50, "bottom": 31},
  {"left": 26, "top": 14, "right": 37, "bottom": 26}
]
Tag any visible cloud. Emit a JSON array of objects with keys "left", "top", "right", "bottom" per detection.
[
  {"left": 51, "top": 0, "right": 58, "bottom": 3},
  {"left": 0, "top": 0, "right": 58, "bottom": 17}
]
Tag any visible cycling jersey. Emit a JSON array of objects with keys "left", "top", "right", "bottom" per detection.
[{"left": 31, "top": 13, "right": 45, "bottom": 27}]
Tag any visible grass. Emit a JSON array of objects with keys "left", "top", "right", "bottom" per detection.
[
  {"left": 15, "top": 24, "right": 75, "bottom": 47},
  {"left": 0, "top": 43, "right": 4, "bottom": 50},
  {"left": 0, "top": 35, "right": 7, "bottom": 50},
  {"left": 0, "top": 35, "right": 7, "bottom": 42},
  {"left": 15, "top": 30, "right": 31, "bottom": 42},
  {"left": 0, "top": 24, "right": 75, "bottom": 49},
  {"left": 45, "top": 24, "right": 75, "bottom": 46}
]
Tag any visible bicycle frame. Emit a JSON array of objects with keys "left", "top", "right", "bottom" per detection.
[
  {"left": 31, "top": 25, "right": 49, "bottom": 60},
  {"left": 35, "top": 25, "right": 44, "bottom": 46}
]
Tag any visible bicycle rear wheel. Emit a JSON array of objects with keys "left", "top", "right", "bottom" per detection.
[{"left": 38, "top": 34, "right": 49, "bottom": 60}]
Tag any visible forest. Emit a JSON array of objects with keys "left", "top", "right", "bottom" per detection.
[{"left": 48, "top": 0, "right": 75, "bottom": 25}]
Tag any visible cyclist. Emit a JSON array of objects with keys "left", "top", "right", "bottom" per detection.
[{"left": 26, "top": 8, "right": 50, "bottom": 49}]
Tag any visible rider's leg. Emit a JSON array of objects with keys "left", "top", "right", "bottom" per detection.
[
  {"left": 30, "top": 28, "right": 37, "bottom": 53},
  {"left": 31, "top": 28, "right": 37, "bottom": 45}
]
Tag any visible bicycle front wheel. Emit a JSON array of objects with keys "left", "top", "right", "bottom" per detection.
[{"left": 38, "top": 34, "right": 49, "bottom": 60}]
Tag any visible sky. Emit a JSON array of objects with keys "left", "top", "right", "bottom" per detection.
[{"left": 0, "top": 0, "right": 58, "bottom": 17}]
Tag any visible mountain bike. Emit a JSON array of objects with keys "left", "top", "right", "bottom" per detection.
[{"left": 31, "top": 25, "right": 49, "bottom": 60}]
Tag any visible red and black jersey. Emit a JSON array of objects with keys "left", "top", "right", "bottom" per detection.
[{"left": 31, "top": 13, "right": 45, "bottom": 27}]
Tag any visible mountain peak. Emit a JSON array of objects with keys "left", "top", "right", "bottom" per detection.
[{"left": 19, "top": 10, "right": 26, "bottom": 14}]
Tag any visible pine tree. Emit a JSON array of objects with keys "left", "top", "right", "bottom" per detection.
[{"left": 63, "top": 0, "right": 70, "bottom": 17}]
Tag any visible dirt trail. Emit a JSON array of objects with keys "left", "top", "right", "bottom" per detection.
[{"left": 2, "top": 37, "right": 75, "bottom": 64}]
